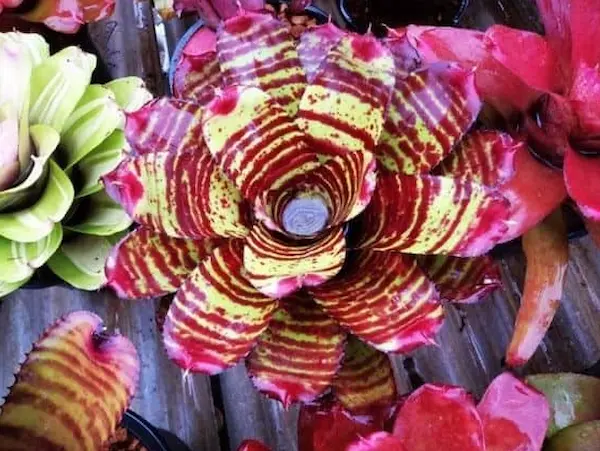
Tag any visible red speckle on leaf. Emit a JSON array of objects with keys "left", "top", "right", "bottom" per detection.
[
  {"left": 210, "top": 88, "right": 240, "bottom": 116},
  {"left": 351, "top": 35, "right": 384, "bottom": 62}
]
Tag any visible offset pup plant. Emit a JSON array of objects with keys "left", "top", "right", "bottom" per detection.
[
  {"left": 0, "top": 311, "right": 140, "bottom": 449},
  {"left": 0, "top": 0, "right": 115, "bottom": 33},
  {"left": 0, "top": 32, "right": 152, "bottom": 298},
  {"left": 402, "top": 0, "right": 600, "bottom": 366},
  {"left": 103, "top": 9, "right": 554, "bottom": 408}
]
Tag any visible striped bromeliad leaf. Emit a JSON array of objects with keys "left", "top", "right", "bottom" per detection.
[
  {"left": 297, "top": 23, "right": 345, "bottom": 83},
  {"left": 106, "top": 227, "right": 223, "bottom": 299},
  {"left": 243, "top": 223, "right": 345, "bottom": 297},
  {"left": 417, "top": 255, "right": 501, "bottom": 304},
  {"left": 310, "top": 250, "right": 444, "bottom": 353},
  {"left": 163, "top": 240, "right": 278, "bottom": 374},
  {"left": 297, "top": 33, "right": 395, "bottom": 155},
  {"left": 217, "top": 11, "right": 306, "bottom": 116},
  {"left": 333, "top": 336, "right": 397, "bottom": 416},
  {"left": 375, "top": 62, "right": 481, "bottom": 174},
  {"left": 0, "top": 311, "right": 139, "bottom": 450},
  {"left": 357, "top": 173, "right": 510, "bottom": 256},
  {"left": 246, "top": 293, "right": 345, "bottom": 406}
]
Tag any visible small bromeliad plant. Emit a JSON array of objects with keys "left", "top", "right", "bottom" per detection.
[
  {"left": 103, "top": 7, "right": 557, "bottom": 408},
  {"left": 0, "top": 311, "right": 140, "bottom": 450},
  {"left": 0, "top": 31, "right": 152, "bottom": 298},
  {"left": 0, "top": 0, "right": 115, "bottom": 33},
  {"left": 401, "top": 0, "right": 600, "bottom": 367}
]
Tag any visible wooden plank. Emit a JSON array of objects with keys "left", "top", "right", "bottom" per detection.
[{"left": 0, "top": 288, "right": 222, "bottom": 450}]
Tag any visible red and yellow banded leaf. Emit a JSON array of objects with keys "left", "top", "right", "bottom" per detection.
[
  {"left": 392, "top": 384, "right": 485, "bottom": 451},
  {"left": 105, "top": 227, "right": 223, "bottom": 299},
  {"left": 163, "top": 240, "right": 278, "bottom": 374},
  {"left": 357, "top": 173, "right": 510, "bottom": 256},
  {"left": 243, "top": 224, "right": 345, "bottom": 298},
  {"left": 376, "top": 63, "right": 481, "bottom": 174},
  {"left": 103, "top": 146, "right": 249, "bottom": 240},
  {"left": 333, "top": 336, "right": 397, "bottom": 416},
  {"left": 417, "top": 255, "right": 501, "bottom": 304},
  {"left": 0, "top": 311, "right": 139, "bottom": 450},
  {"left": 436, "top": 131, "right": 567, "bottom": 242},
  {"left": 258, "top": 149, "right": 377, "bottom": 234},
  {"left": 565, "top": 147, "right": 600, "bottom": 221},
  {"left": 246, "top": 293, "right": 345, "bottom": 406},
  {"left": 297, "top": 23, "right": 345, "bottom": 83},
  {"left": 297, "top": 34, "right": 395, "bottom": 154},
  {"left": 217, "top": 12, "right": 306, "bottom": 115},
  {"left": 346, "top": 432, "right": 407, "bottom": 451},
  {"left": 125, "top": 98, "right": 204, "bottom": 155},
  {"left": 171, "top": 27, "right": 223, "bottom": 106},
  {"left": 202, "top": 86, "right": 320, "bottom": 202},
  {"left": 310, "top": 250, "right": 444, "bottom": 353}
]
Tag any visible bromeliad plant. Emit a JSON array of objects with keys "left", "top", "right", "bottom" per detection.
[
  {"left": 103, "top": 10, "right": 550, "bottom": 408},
  {"left": 401, "top": 0, "right": 600, "bottom": 366},
  {"left": 0, "top": 32, "right": 152, "bottom": 298},
  {"left": 0, "top": 311, "right": 140, "bottom": 450},
  {"left": 0, "top": 0, "right": 115, "bottom": 33}
]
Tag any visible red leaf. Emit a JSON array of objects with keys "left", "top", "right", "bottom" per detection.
[
  {"left": 298, "top": 399, "right": 388, "bottom": 451},
  {"left": 163, "top": 240, "right": 278, "bottom": 374},
  {"left": 564, "top": 147, "right": 600, "bottom": 221},
  {"left": 310, "top": 251, "right": 443, "bottom": 354},
  {"left": 346, "top": 432, "right": 407, "bottom": 451},
  {"left": 417, "top": 254, "right": 501, "bottom": 304},
  {"left": 237, "top": 439, "right": 271, "bottom": 451},
  {"left": 333, "top": 336, "right": 398, "bottom": 416},
  {"left": 392, "top": 384, "right": 485, "bottom": 451},
  {"left": 17, "top": 0, "right": 115, "bottom": 33},
  {"left": 384, "top": 28, "right": 421, "bottom": 74},
  {"left": 506, "top": 210, "right": 568, "bottom": 367},
  {"left": 246, "top": 294, "right": 345, "bottom": 406},
  {"left": 477, "top": 372, "right": 550, "bottom": 451}
]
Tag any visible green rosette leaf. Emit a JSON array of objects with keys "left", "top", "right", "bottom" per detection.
[
  {"left": 0, "top": 277, "right": 31, "bottom": 298},
  {"left": 104, "top": 77, "right": 153, "bottom": 113},
  {"left": 64, "top": 190, "right": 133, "bottom": 236}
]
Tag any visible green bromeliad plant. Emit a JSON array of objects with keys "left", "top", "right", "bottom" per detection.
[
  {"left": 102, "top": 9, "right": 562, "bottom": 409},
  {"left": 0, "top": 31, "right": 152, "bottom": 298}
]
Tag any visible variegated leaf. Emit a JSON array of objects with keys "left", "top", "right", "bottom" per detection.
[
  {"left": 217, "top": 12, "right": 306, "bottom": 116},
  {"left": 47, "top": 233, "right": 125, "bottom": 291},
  {"left": 171, "top": 26, "right": 223, "bottom": 106},
  {"left": 202, "top": 86, "right": 319, "bottom": 202},
  {"left": 76, "top": 130, "right": 127, "bottom": 199},
  {"left": 310, "top": 250, "right": 444, "bottom": 353},
  {"left": 163, "top": 240, "right": 278, "bottom": 374},
  {"left": 105, "top": 227, "right": 222, "bottom": 299},
  {"left": 0, "top": 222, "right": 62, "bottom": 283},
  {"left": 64, "top": 190, "right": 132, "bottom": 236},
  {"left": 0, "top": 124, "right": 59, "bottom": 212},
  {"left": 29, "top": 46, "right": 96, "bottom": 133},
  {"left": 297, "top": 23, "right": 345, "bottom": 83},
  {"left": 376, "top": 63, "right": 481, "bottom": 173},
  {"left": 383, "top": 28, "right": 421, "bottom": 74},
  {"left": 243, "top": 224, "right": 345, "bottom": 298},
  {"left": 297, "top": 33, "right": 395, "bottom": 154},
  {"left": 19, "top": 0, "right": 116, "bottom": 33},
  {"left": 417, "top": 255, "right": 501, "bottom": 304},
  {"left": 103, "top": 146, "right": 249, "bottom": 240},
  {"left": 0, "top": 311, "right": 139, "bottom": 450},
  {"left": 333, "top": 336, "right": 397, "bottom": 416},
  {"left": 60, "top": 84, "right": 124, "bottom": 170},
  {"left": 104, "top": 77, "right": 152, "bottom": 113},
  {"left": 357, "top": 173, "right": 510, "bottom": 256},
  {"left": 0, "top": 277, "right": 30, "bottom": 298},
  {"left": 435, "top": 130, "right": 567, "bottom": 242},
  {"left": 0, "top": 159, "right": 74, "bottom": 243},
  {"left": 247, "top": 293, "right": 345, "bottom": 406}
]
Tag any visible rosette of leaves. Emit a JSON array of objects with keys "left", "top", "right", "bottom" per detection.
[
  {"left": 0, "top": 0, "right": 115, "bottom": 33},
  {"left": 402, "top": 0, "right": 600, "bottom": 366},
  {"left": 0, "top": 311, "right": 140, "bottom": 449},
  {"left": 103, "top": 11, "right": 544, "bottom": 408},
  {"left": 0, "top": 32, "right": 152, "bottom": 298}
]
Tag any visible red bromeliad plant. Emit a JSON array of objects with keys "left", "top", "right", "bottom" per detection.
[
  {"left": 0, "top": 0, "right": 115, "bottom": 33},
  {"left": 401, "top": 0, "right": 600, "bottom": 367},
  {"left": 0, "top": 311, "right": 140, "bottom": 449},
  {"left": 243, "top": 372, "right": 551, "bottom": 451},
  {"left": 102, "top": 10, "right": 545, "bottom": 408}
]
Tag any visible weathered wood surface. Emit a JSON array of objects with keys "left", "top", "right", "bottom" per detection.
[{"left": 1, "top": 1, "right": 599, "bottom": 450}]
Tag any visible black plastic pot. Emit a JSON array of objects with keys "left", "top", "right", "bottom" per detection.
[
  {"left": 122, "top": 410, "right": 191, "bottom": 451},
  {"left": 338, "top": 0, "right": 470, "bottom": 35}
]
